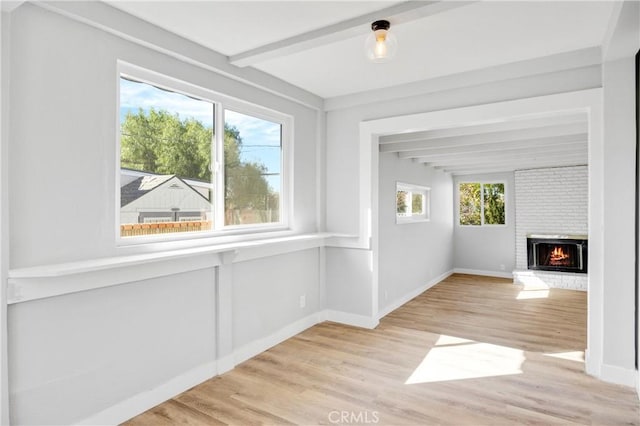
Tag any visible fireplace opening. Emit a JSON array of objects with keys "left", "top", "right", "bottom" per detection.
[{"left": 527, "top": 235, "right": 587, "bottom": 274}]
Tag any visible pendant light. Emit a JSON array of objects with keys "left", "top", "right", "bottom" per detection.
[{"left": 365, "top": 20, "right": 397, "bottom": 63}]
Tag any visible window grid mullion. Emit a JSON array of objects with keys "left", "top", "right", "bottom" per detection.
[{"left": 214, "top": 103, "right": 226, "bottom": 231}]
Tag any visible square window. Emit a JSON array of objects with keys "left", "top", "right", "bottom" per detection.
[
  {"left": 458, "top": 182, "right": 506, "bottom": 226},
  {"left": 396, "top": 182, "right": 430, "bottom": 224}
]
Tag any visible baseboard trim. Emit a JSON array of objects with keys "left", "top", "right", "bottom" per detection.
[
  {"left": 233, "top": 311, "right": 325, "bottom": 366},
  {"left": 76, "top": 361, "right": 218, "bottom": 426},
  {"left": 378, "top": 270, "right": 453, "bottom": 320},
  {"left": 453, "top": 268, "right": 513, "bottom": 279},
  {"left": 79, "top": 311, "right": 326, "bottom": 425},
  {"left": 216, "top": 354, "right": 235, "bottom": 375},
  {"left": 599, "top": 363, "right": 637, "bottom": 388},
  {"left": 325, "top": 309, "right": 379, "bottom": 329}
]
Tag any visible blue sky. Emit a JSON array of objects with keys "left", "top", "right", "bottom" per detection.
[{"left": 120, "top": 78, "right": 281, "bottom": 191}]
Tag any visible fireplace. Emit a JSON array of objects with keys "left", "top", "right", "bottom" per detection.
[{"left": 527, "top": 234, "right": 588, "bottom": 274}]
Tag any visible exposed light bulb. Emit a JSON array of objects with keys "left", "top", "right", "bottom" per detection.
[
  {"left": 365, "top": 20, "right": 397, "bottom": 63},
  {"left": 374, "top": 33, "right": 388, "bottom": 59}
]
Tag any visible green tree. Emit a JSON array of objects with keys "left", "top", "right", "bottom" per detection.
[
  {"left": 483, "top": 183, "right": 505, "bottom": 225},
  {"left": 121, "top": 108, "right": 276, "bottom": 224},
  {"left": 459, "top": 183, "right": 481, "bottom": 225},
  {"left": 411, "top": 193, "right": 423, "bottom": 214},
  {"left": 396, "top": 190, "right": 408, "bottom": 214},
  {"left": 121, "top": 108, "right": 212, "bottom": 181}
]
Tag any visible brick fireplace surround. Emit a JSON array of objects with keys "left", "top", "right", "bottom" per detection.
[{"left": 513, "top": 166, "right": 588, "bottom": 291}]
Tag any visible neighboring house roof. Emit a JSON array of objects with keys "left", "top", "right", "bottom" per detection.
[{"left": 120, "top": 174, "right": 209, "bottom": 207}]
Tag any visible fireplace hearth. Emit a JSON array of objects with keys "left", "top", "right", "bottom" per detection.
[{"left": 527, "top": 234, "right": 588, "bottom": 274}]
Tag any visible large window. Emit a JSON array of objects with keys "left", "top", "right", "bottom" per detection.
[
  {"left": 458, "top": 182, "right": 505, "bottom": 226},
  {"left": 118, "top": 65, "right": 288, "bottom": 241}
]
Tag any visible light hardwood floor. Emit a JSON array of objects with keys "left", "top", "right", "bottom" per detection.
[{"left": 125, "top": 274, "right": 640, "bottom": 425}]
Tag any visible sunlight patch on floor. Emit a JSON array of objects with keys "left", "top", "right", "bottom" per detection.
[
  {"left": 405, "top": 334, "right": 524, "bottom": 384},
  {"left": 517, "top": 288, "right": 550, "bottom": 299},
  {"left": 543, "top": 351, "right": 584, "bottom": 362},
  {"left": 516, "top": 278, "right": 550, "bottom": 299}
]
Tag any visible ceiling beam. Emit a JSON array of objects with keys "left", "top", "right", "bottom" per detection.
[
  {"left": 425, "top": 151, "right": 587, "bottom": 168},
  {"left": 411, "top": 141, "right": 586, "bottom": 163},
  {"left": 447, "top": 162, "right": 588, "bottom": 176},
  {"left": 379, "top": 112, "right": 586, "bottom": 145},
  {"left": 396, "top": 133, "right": 586, "bottom": 159},
  {"left": 229, "top": 1, "right": 476, "bottom": 67},
  {"left": 438, "top": 157, "right": 588, "bottom": 173},
  {"left": 379, "top": 123, "right": 586, "bottom": 153}
]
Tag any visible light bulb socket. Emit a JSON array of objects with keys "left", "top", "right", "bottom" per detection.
[{"left": 371, "top": 20, "right": 390, "bottom": 32}]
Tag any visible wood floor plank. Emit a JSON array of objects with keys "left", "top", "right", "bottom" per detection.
[{"left": 124, "top": 274, "right": 639, "bottom": 425}]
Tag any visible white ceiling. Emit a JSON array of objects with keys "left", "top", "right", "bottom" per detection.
[
  {"left": 379, "top": 112, "right": 588, "bottom": 175},
  {"left": 105, "top": 0, "right": 611, "bottom": 175},
  {"left": 108, "top": 0, "right": 614, "bottom": 99}
]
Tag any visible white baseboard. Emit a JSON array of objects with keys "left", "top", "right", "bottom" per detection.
[
  {"left": 233, "top": 311, "right": 326, "bottom": 366},
  {"left": 79, "top": 311, "right": 326, "bottom": 426},
  {"left": 76, "top": 361, "right": 218, "bottom": 426},
  {"left": 599, "top": 363, "right": 637, "bottom": 388},
  {"left": 378, "top": 270, "right": 453, "bottom": 320},
  {"left": 325, "top": 309, "right": 379, "bottom": 329},
  {"left": 453, "top": 268, "right": 513, "bottom": 279},
  {"left": 216, "top": 354, "right": 235, "bottom": 375}
]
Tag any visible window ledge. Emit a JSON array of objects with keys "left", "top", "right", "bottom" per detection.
[{"left": 7, "top": 233, "right": 336, "bottom": 304}]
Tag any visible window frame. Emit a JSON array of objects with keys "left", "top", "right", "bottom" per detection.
[
  {"left": 457, "top": 180, "right": 507, "bottom": 227},
  {"left": 116, "top": 61, "right": 292, "bottom": 246},
  {"left": 396, "top": 182, "right": 431, "bottom": 224}
]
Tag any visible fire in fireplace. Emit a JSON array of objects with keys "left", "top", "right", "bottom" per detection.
[{"left": 527, "top": 234, "right": 588, "bottom": 274}]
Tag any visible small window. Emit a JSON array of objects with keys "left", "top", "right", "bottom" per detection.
[
  {"left": 458, "top": 182, "right": 505, "bottom": 226},
  {"left": 118, "top": 64, "right": 288, "bottom": 242},
  {"left": 396, "top": 182, "right": 430, "bottom": 224}
]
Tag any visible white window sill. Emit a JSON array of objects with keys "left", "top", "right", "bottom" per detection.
[
  {"left": 8, "top": 232, "right": 338, "bottom": 304},
  {"left": 396, "top": 218, "right": 430, "bottom": 225}
]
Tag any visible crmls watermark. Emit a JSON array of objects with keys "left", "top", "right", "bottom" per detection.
[{"left": 328, "top": 410, "right": 380, "bottom": 424}]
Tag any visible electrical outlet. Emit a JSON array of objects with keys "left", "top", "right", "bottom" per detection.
[
  {"left": 384, "top": 290, "right": 388, "bottom": 300},
  {"left": 299, "top": 295, "right": 306, "bottom": 308},
  {"left": 500, "top": 264, "right": 506, "bottom": 271}
]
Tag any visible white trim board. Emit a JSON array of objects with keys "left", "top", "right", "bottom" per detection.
[
  {"left": 233, "top": 312, "right": 326, "bottom": 366},
  {"left": 75, "top": 310, "right": 327, "bottom": 426},
  {"left": 378, "top": 270, "right": 453, "bottom": 320},
  {"left": 599, "top": 363, "right": 638, "bottom": 388},
  {"left": 76, "top": 361, "right": 218, "bottom": 426},
  {"left": 7, "top": 233, "right": 329, "bottom": 304},
  {"left": 325, "top": 309, "right": 379, "bottom": 330},
  {"left": 452, "top": 268, "right": 513, "bottom": 279}
]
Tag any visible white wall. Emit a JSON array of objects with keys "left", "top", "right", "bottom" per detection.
[
  {"left": 0, "top": 9, "right": 9, "bottom": 426},
  {"left": 600, "top": 0, "right": 639, "bottom": 385},
  {"left": 8, "top": 3, "right": 319, "bottom": 269},
  {"left": 9, "top": 269, "right": 217, "bottom": 425},
  {"left": 232, "top": 249, "right": 320, "bottom": 349},
  {"left": 325, "top": 47, "right": 601, "bottom": 322},
  {"left": 453, "top": 172, "right": 515, "bottom": 276},
  {"left": 378, "top": 153, "right": 453, "bottom": 314},
  {"left": 4, "top": 3, "right": 324, "bottom": 424}
]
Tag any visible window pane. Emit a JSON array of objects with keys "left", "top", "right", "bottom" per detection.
[
  {"left": 459, "top": 183, "right": 481, "bottom": 225},
  {"left": 412, "top": 193, "right": 423, "bottom": 215},
  {"left": 119, "top": 77, "right": 214, "bottom": 237},
  {"left": 396, "top": 190, "right": 408, "bottom": 215},
  {"left": 224, "top": 110, "right": 281, "bottom": 226},
  {"left": 483, "top": 183, "right": 505, "bottom": 225}
]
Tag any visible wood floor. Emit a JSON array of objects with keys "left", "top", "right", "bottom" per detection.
[{"left": 125, "top": 274, "right": 640, "bottom": 425}]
